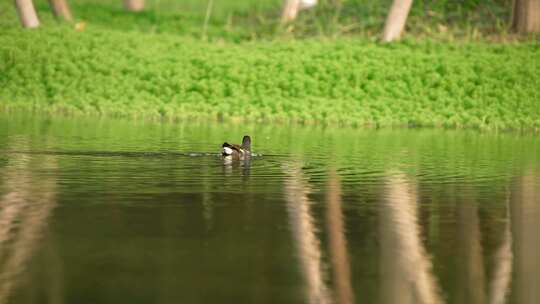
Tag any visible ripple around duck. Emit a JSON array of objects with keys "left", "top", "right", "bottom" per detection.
[
  {"left": 0, "top": 150, "right": 293, "bottom": 195},
  {"left": 0, "top": 148, "right": 515, "bottom": 192},
  {"left": 0, "top": 143, "right": 530, "bottom": 197},
  {"left": 0, "top": 150, "right": 277, "bottom": 160},
  {"left": 1, "top": 150, "right": 222, "bottom": 158}
]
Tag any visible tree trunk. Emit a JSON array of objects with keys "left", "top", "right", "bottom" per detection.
[
  {"left": 14, "top": 0, "right": 40, "bottom": 28},
  {"left": 48, "top": 0, "right": 72, "bottom": 21},
  {"left": 281, "top": 0, "right": 300, "bottom": 23},
  {"left": 512, "top": 0, "right": 540, "bottom": 33},
  {"left": 124, "top": 0, "right": 144, "bottom": 12},
  {"left": 382, "top": 0, "right": 413, "bottom": 42}
]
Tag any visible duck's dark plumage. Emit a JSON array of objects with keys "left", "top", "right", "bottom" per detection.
[{"left": 222, "top": 135, "right": 251, "bottom": 158}]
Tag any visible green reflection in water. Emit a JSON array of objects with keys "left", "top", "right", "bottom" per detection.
[{"left": 0, "top": 113, "right": 539, "bottom": 304}]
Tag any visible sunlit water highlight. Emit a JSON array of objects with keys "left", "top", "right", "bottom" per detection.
[{"left": 0, "top": 113, "right": 539, "bottom": 304}]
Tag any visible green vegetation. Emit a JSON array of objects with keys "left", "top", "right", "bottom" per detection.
[
  {"left": 1, "top": 1, "right": 539, "bottom": 130},
  {"left": 2, "top": 0, "right": 524, "bottom": 41}
]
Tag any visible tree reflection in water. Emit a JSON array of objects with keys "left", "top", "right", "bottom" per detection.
[
  {"left": 0, "top": 124, "right": 537, "bottom": 304},
  {"left": 510, "top": 171, "right": 540, "bottom": 304},
  {"left": 455, "top": 186, "right": 486, "bottom": 304},
  {"left": 283, "top": 164, "right": 330, "bottom": 304},
  {"left": 0, "top": 142, "right": 59, "bottom": 304},
  {"left": 326, "top": 169, "right": 354, "bottom": 304},
  {"left": 489, "top": 193, "right": 512, "bottom": 304},
  {"left": 282, "top": 165, "right": 539, "bottom": 304},
  {"left": 379, "top": 171, "right": 443, "bottom": 304}
]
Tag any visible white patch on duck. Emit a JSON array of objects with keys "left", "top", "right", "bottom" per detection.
[{"left": 222, "top": 146, "right": 233, "bottom": 155}]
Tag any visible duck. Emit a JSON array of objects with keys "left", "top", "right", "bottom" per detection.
[{"left": 222, "top": 135, "right": 251, "bottom": 158}]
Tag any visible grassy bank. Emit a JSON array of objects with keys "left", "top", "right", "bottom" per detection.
[
  {"left": 1, "top": 0, "right": 525, "bottom": 41},
  {"left": 1, "top": 1, "right": 539, "bottom": 130}
]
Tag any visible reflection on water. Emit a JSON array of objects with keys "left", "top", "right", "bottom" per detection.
[
  {"left": 489, "top": 194, "right": 512, "bottom": 304},
  {"left": 325, "top": 170, "right": 354, "bottom": 304},
  {"left": 222, "top": 156, "right": 251, "bottom": 178},
  {"left": 0, "top": 141, "right": 59, "bottom": 304},
  {"left": 379, "top": 172, "right": 442, "bottom": 304},
  {"left": 283, "top": 164, "right": 330, "bottom": 304},
  {"left": 510, "top": 172, "right": 540, "bottom": 304},
  {"left": 455, "top": 186, "right": 486, "bottom": 304},
  {"left": 0, "top": 114, "right": 539, "bottom": 304}
]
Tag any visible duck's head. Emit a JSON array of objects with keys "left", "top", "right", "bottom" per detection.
[{"left": 222, "top": 135, "right": 251, "bottom": 158}]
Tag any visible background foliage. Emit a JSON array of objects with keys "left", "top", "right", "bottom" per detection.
[{"left": 1, "top": 1, "right": 538, "bottom": 130}]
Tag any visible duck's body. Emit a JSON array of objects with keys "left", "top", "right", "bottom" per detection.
[{"left": 222, "top": 135, "right": 251, "bottom": 158}]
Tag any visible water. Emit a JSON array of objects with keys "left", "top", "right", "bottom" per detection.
[{"left": 0, "top": 113, "right": 539, "bottom": 304}]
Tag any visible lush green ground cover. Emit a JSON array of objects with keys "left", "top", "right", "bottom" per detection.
[{"left": 1, "top": 1, "right": 539, "bottom": 130}]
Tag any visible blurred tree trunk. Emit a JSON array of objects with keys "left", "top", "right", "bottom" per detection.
[
  {"left": 281, "top": 0, "right": 317, "bottom": 23},
  {"left": 512, "top": 0, "right": 540, "bottom": 33},
  {"left": 124, "top": 0, "right": 144, "bottom": 12},
  {"left": 382, "top": 0, "right": 413, "bottom": 42},
  {"left": 14, "top": 0, "right": 40, "bottom": 28},
  {"left": 325, "top": 170, "right": 354, "bottom": 304},
  {"left": 455, "top": 188, "right": 486, "bottom": 304},
  {"left": 48, "top": 0, "right": 72, "bottom": 21},
  {"left": 283, "top": 164, "right": 331, "bottom": 304},
  {"left": 379, "top": 172, "right": 443, "bottom": 304},
  {"left": 281, "top": 0, "right": 300, "bottom": 23},
  {"left": 510, "top": 171, "right": 540, "bottom": 304}
]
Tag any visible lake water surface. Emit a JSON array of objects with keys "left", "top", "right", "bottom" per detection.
[{"left": 0, "top": 114, "right": 539, "bottom": 304}]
